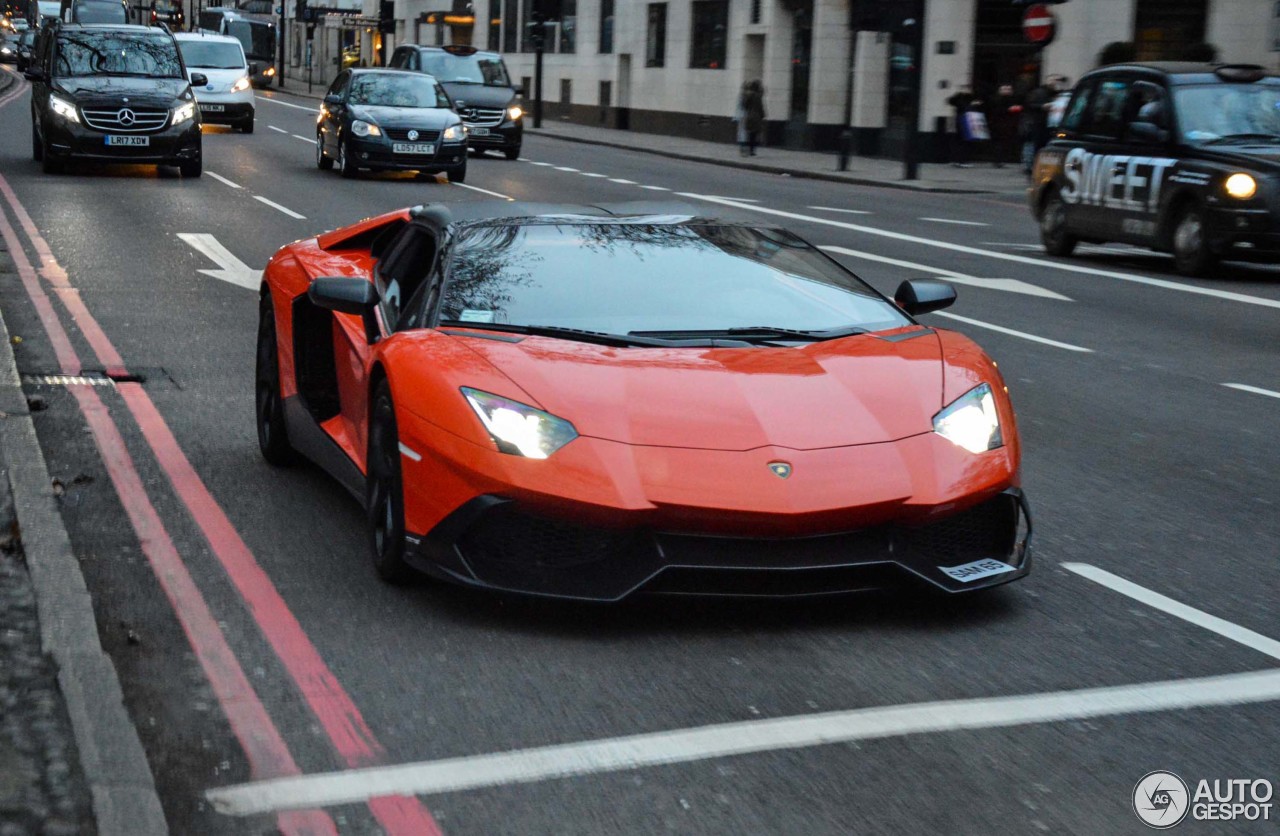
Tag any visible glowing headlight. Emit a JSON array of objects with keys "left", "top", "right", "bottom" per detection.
[
  {"left": 462, "top": 388, "right": 578, "bottom": 459},
  {"left": 350, "top": 119, "right": 381, "bottom": 137},
  {"left": 506, "top": 105, "right": 523, "bottom": 121},
  {"left": 933, "top": 383, "right": 1003, "bottom": 454},
  {"left": 442, "top": 123, "right": 465, "bottom": 141},
  {"left": 171, "top": 101, "right": 196, "bottom": 126},
  {"left": 50, "top": 94, "right": 79, "bottom": 123},
  {"left": 264, "top": 66, "right": 275, "bottom": 76},
  {"left": 1225, "top": 173, "right": 1257, "bottom": 200},
  {"left": 230, "top": 75, "right": 251, "bottom": 93}
]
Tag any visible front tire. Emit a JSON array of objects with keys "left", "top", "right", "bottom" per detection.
[
  {"left": 179, "top": 156, "right": 202, "bottom": 177},
  {"left": 1172, "top": 204, "right": 1217, "bottom": 277},
  {"left": 316, "top": 132, "right": 334, "bottom": 170},
  {"left": 241, "top": 117, "right": 255, "bottom": 134},
  {"left": 367, "top": 380, "right": 415, "bottom": 583},
  {"left": 1040, "top": 191, "right": 1077, "bottom": 257},
  {"left": 255, "top": 293, "right": 293, "bottom": 466},
  {"left": 339, "top": 137, "right": 359, "bottom": 178},
  {"left": 504, "top": 145, "right": 521, "bottom": 161},
  {"left": 448, "top": 157, "right": 467, "bottom": 183}
]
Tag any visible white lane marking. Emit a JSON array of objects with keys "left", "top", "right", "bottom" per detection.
[
  {"left": 292, "top": 134, "right": 316, "bottom": 144},
  {"left": 177, "top": 233, "right": 260, "bottom": 291},
  {"left": 397, "top": 443, "right": 422, "bottom": 462},
  {"left": 641, "top": 185, "right": 671, "bottom": 191},
  {"left": 529, "top": 161, "right": 553, "bottom": 167},
  {"left": 258, "top": 96, "right": 318, "bottom": 112},
  {"left": 809, "top": 206, "right": 872, "bottom": 215},
  {"left": 1223, "top": 383, "right": 1280, "bottom": 400},
  {"left": 821, "top": 245, "right": 1070, "bottom": 301},
  {"left": 253, "top": 195, "right": 306, "bottom": 220},
  {"left": 920, "top": 217, "right": 989, "bottom": 227},
  {"left": 206, "top": 171, "right": 243, "bottom": 189},
  {"left": 933, "top": 312, "right": 1094, "bottom": 353},
  {"left": 580, "top": 172, "right": 608, "bottom": 178},
  {"left": 268, "top": 125, "right": 288, "bottom": 134},
  {"left": 450, "top": 182, "right": 514, "bottom": 200},
  {"left": 554, "top": 166, "right": 579, "bottom": 172},
  {"left": 675, "top": 194, "right": 1280, "bottom": 311},
  {"left": 207, "top": 668, "right": 1280, "bottom": 815},
  {"left": 608, "top": 178, "right": 636, "bottom": 184},
  {"left": 1063, "top": 563, "right": 1280, "bottom": 661}
]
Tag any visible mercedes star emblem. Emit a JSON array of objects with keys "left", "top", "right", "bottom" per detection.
[{"left": 117, "top": 108, "right": 136, "bottom": 126}]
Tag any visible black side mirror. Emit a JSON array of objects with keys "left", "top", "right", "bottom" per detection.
[
  {"left": 309, "top": 277, "right": 381, "bottom": 343},
  {"left": 894, "top": 279, "right": 956, "bottom": 316},
  {"left": 23, "top": 67, "right": 44, "bottom": 81},
  {"left": 323, "top": 93, "right": 342, "bottom": 105},
  {"left": 1128, "top": 121, "right": 1168, "bottom": 144},
  {"left": 512, "top": 84, "right": 524, "bottom": 97},
  {"left": 189, "top": 72, "right": 207, "bottom": 87}
]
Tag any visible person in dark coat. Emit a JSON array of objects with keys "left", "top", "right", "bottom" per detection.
[{"left": 736, "top": 80, "right": 766, "bottom": 156}]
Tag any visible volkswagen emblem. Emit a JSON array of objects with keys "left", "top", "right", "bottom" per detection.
[
  {"left": 407, "top": 129, "right": 419, "bottom": 141},
  {"left": 768, "top": 461, "right": 792, "bottom": 479},
  {"left": 117, "top": 108, "right": 136, "bottom": 126}
]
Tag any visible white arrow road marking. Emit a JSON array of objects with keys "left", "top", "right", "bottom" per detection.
[
  {"left": 450, "top": 182, "right": 514, "bottom": 199},
  {"left": 268, "top": 125, "right": 288, "bottom": 133},
  {"left": 821, "top": 245, "right": 1071, "bottom": 301},
  {"left": 177, "top": 233, "right": 261, "bottom": 291},
  {"left": 258, "top": 95, "right": 319, "bottom": 112},
  {"left": 920, "top": 217, "right": 988, "bottom": 227}
]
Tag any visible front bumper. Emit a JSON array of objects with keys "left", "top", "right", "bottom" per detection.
[
  {"left": 463, "top": 119, "right": 522, "bottom": 150},
  {"left": 195, "top": 93, "right": 254, "bottom": 125},
  {"left": 347, "top": 134, "right": 468, "bottom": 172},
  {"left": 42, "top": 115, "right": 202, "bottom": 165},
  {"left": 407, "top": 489, "right": 1032, "bottom": 602},
  {"left": 1205, "top": 205, "right": 1280, "bottom": 261}
]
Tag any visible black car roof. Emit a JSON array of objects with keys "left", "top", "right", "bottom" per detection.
[
  {"left": 1086, "top": 62, "right": 1279, "bottom": 85},
  {"left": 405, "top": 44, "right": 500, "bottom": 57}
]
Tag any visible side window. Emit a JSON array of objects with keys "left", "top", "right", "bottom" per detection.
[
  {"left": 389, "top": 47, "right": 409, "bottom": 69},
  {"left": 1060, "top": 81, "right": 1094, "bottom": 133},
  {"left": 1085, "top": 79, "right": 1131, "bottom": 141},
  {"left": 1126, "top": 80, "right": 1170, "bottom": 140},
  {"left": 326, "top": 70, "right": 349, "bottom": 100},
  {"left": 375, "top": 227, "right": 438, "bottom": 333}
]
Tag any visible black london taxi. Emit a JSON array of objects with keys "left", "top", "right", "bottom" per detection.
[{"left": 1029, "top": 63, "right": 1280, "bottom": 276}]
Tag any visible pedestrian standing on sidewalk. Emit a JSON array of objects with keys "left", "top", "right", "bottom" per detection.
[{"left": 736, "top": 80, "right": 765, "bottom": 157}]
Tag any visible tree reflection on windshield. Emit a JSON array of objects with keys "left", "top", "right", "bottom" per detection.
[{"left": 1177, "top": 84, "right": 1280, "bottom": 142}]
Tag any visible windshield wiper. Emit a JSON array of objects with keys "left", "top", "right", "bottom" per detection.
[
  {"left": 629, "top": 325, "right": 869, "bottom": 343},
  {"left": 438, "top": 321, "right": 693, "bottom": 347},
  {"left": 1203, "top": 133, "right": 1280, "bottom": 145}
]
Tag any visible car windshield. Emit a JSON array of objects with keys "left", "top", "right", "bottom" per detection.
[
  {"left": 73, "top": 2, "right": 126, "bottom": 23},
  {"left": 55, "top": 32, "right": 183, "bottom": 78},
  {"left": 439, "top": 223, "right": 910, "bottom": 336},
  {"left": 419, "top": 52, "right": 511, "bottom": 87},
  {"left": 179, "top": 40, "right": 244, "bottom": 69},
  {"left": 1176, "top": 83, "right": 1280, "bottom": 143},
  {"left": 37, "top": 1, "right": 60, "bottom": 18},
  {"left": 348, "top": 73, "right": 450, "bottom": 108}
]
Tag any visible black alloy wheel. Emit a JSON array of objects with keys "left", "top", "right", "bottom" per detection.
[
  {"left": 1172, "top": 204, "right": 1217, "bottom": 277},
  {"left": 449, "top": 156, "right": 467, "bottom": 183},
  {"left": 367, "top": 379, "right": 415, "bottom": 583},
  {"left": 339, "top": 137, "right": 359, "bottom": 179},
  {"left": 504, "top": 145, "right": 521, "bottom": 161},
  {"left": 1039, "top": 191, "right": 1077, "bottom": 257},
  {"left": 316, "top": 132, "right": 333, "bottom": 169},
  {"left": 255, "top": 293, "right": 293, "bottom": 465}
]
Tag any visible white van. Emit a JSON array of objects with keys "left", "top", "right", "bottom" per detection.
[{"left": 175, "top": 32, "right": 256, "bottom": 133}]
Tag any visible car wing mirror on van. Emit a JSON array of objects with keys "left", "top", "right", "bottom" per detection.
[{"left": 189, "top": 72, "right": 208, "bottom": 87}]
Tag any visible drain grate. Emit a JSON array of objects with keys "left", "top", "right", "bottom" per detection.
[{"left": 21, "top": 374, "right": 116, "bottom": 387}]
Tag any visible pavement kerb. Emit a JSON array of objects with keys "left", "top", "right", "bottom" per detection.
[
  {"left": 0, "top": 245, "right": 168, "bottom": 831},
  {"left": 0, "top": 67, "right": 17, "bottom": 97}
]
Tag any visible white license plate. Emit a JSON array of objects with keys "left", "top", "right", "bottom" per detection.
[
  {"left": 939, "top": 559, "right": 1015, "bottom": 583},
  {"left": 104, "top": 135, "right": 150, "bottom": 146},
  {"left": 201, "top": 104, "right": 225, "bottom": 112},
  {"left": 468, "top": 127, "right": 490, "bottom": 136},
  {"left": 392, "top": 142, "right": 435, "bottom": 154}
]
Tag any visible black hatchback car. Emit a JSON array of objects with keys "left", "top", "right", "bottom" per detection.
[
  {"left": 388, "top": 44, "right": 522, "bottom": 160},
  {"left": 317, "top": 68, "right": 468, "bottom": 181},
  {"left": 1030, "top": 63, "right": 1280, "bottom": 276},
  {"left": 27, "top": 22, "right": 204, "bottom": 176}
]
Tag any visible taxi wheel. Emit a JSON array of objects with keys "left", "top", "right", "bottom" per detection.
[
  {"left": 1039, "top": 192, "right": 1076, "bottom": 257},
  {"left": 1172, "top": 205, "right": 1217, "bottom": 277}
]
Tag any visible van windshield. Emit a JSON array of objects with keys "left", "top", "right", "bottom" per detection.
[
  {"left": 179, "top": 40, "right": 245, "bottom": 69},
  {"left": 1176, "top": 83, "right": 1280, "bottom": 144},
  {"left": 55, "top": 31, "right": 183, "bottom": 78},
  {"left": 419, "top": 52, "right": 510, "bottom": 87}
]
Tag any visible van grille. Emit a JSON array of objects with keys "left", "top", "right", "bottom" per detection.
[{"left": 81, "top": 107, "right": 171, "bottom": 133}]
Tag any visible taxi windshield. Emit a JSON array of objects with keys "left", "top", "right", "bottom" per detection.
[{"left": 1176, "top": 83, "right": 1280, "bottom": 144}]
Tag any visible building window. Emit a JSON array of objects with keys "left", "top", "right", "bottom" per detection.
[
  {"left": 690, "top": 0, "right": 728, "bottom": 69},
  {"left": 503, "top": 0, "right": 518, "bottom": 52},
  {"left": 488, "top": 0, "right": 501, "bottom": 51},
  {"left": 750, "top": 0, "right": 760, "bottom": 25},
  {"left": 646, "top": 3, "right": 666, "bottom": 67},
  {"left": 560, "top": 78, "right": 572, "bottom": 104},
  {"left": 559, "top": 0, "right": 576, "bottom": 53},
  {"left": 599, "top": 0, "right": 614, "bottom": 53}
]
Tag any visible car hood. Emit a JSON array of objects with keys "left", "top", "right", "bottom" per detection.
[
  {"left": 440, "top": 83, "right": 514, "bottom": 110},
  {"left": 54, "top": 76, "right": 188, "bottom": 107},
  {"left": 349, "top": 104, "right": 456, "bottom": 129},
  {"left": 455, "top": 330, "right": 946, "bottom": 451},
  {"left": 1194, "top": 145, "right": 1280, "bottom": 170}
]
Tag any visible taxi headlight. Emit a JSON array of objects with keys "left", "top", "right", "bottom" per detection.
[
  {"left": 442, "top": 123, "right": 465, "bottom": 141},
  {"left": 350, "top": 119, "right": 381, "bottom": 137},
  {"left": 933, "top": 383, "right": 1003, "bottom": 454},
  {"left": 506, "top": 105, "right": 523, "bottom": 121},
  {"left": 230, "top": 75, "right": 251, "bottom": 93},
  {"left": 462, "top": 387, "right": 578, "bottom": 459},
  {"left": 1225, "top": 173, "right": 1257, "bottom": 200},
  {"left": 50, "top": 94, "right": 79, "bottom": 123},
  {"left": 171, "top": 101, "right": 196, "bottom": 126}
]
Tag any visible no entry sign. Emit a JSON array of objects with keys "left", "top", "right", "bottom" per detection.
[{"left": 1023, "top": 4, "right": 1057, "bottom": 46}]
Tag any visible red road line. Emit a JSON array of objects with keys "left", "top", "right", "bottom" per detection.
[
  {"left": 0, "top": 183, "right": 337, "bottom": 836},
  {"left": 0, "top": 177, "right": 443, "bottom": 834}
]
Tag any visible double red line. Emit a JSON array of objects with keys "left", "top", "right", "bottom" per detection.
[{"left": 0, "top": 84, "right": 441, "bottom": 835}]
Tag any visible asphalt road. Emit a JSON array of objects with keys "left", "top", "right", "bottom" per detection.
[{"left": 2, "top": 76, "right": 1279, "bottom": 835}]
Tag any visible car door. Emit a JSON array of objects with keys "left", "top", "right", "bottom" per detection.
[
  {"left": 1112, "top": 78, "right": 1177, "bottom": 245},
  {"left": 29, "top": 27, "right": 54, "bottom": 136},
  {"left": 1067, "top": 75, "right": 1135, "bottom": 241},
  {"left": 320, "top": 70, "right": 349, "bottom": 156}
]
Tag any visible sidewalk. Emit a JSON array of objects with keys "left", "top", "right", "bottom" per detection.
[{"left": 262, "top": 83, "right": 1030, "bottom": 195}]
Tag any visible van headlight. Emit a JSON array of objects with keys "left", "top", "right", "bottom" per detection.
[
  {"left": 50, "top": 94, "right": 80, "bottom": 123},
  {"left": 230, "top": 75, "right": 251, "bottom": 93},
  {"left": 506, "top": 105, "right": 523, "bottom": 121},
  {"left": 933, "top": 383, "right": 1003, "bottom": 454},
  {"left": 350, "top": 119, "right": 381, "bottom": 137},
  {"left": 462, "top": 388, "right": 578, "bottom": 459},
  {"left": 171, "top": 101, "right": 196, "bottom": 126},
  {"left": 442, "top": 123, "right": 465, "bottom": 142}
]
